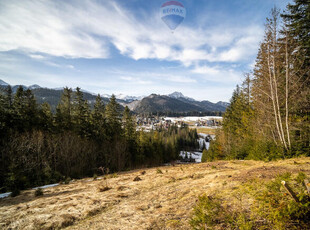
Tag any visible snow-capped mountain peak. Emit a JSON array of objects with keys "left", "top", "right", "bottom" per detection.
[
  {"left": 29, "top": 84, "right": 41, "bottom": 89},
  {"left": 168, "top": 91, "right": 195, "bottom": 101},
  {"left": 115, "top": 94, "right": 145, "bottom": 102},
  {"left": 216, "top": 101, "right": 230, "bottom": 107},
  {"left": 0, "top": 79, "right": 9, "bottom": 86}
]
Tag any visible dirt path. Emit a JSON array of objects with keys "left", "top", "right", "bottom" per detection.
[{"left": 1, "top": 157, "right": 309, "bottom": 229}]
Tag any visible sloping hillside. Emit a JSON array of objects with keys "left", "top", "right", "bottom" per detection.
[{"left": 0, "top": 157, "right": 309, "bottom": 229}]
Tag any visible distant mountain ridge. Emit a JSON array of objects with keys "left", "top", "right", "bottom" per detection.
[
  {"left": 0, "top": 79, "right": 229, "bottom": 114},
  {"left": 127, "top": 93, "right": 228, "bottom": 113},
  {"left": 168, "top": 91, "right": 195, "bottom": 101}
]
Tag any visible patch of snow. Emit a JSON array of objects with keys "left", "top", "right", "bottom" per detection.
[
  {"left": 116, "top": 94, "right": 145, "bottom": 102},
  {"left": 0, "top": 79, "right": 9, "bottom": 86},
  {"left": 102, "top": 94, "right": 111, "bottom": 98},
  {"left": 0, "top": 183, "right": 59, "bottom": 199},
  {"left": 165, "top": 116, "right": 222, "bottom": 122},
  {"left": 32, "top": 183, "right": 59, "bottom": 190},
  {"left": 80, "top": 89, "right": 97, "bottom": 96},
  {"left": 198, "top": 138, "right": 210, "bottom": 150},
  {"left": 28, "top": 84, "right": 41, "bottom": 89},
  {"left": 0, "top": 192, "right": 11, "bottom": 199},
  {"left": 168, "top": 91, "right": 195, "bottom": 101},
  {"left": 52, "top": 87, "right": 64, "bottom": 90},
  {"left": 180, "top": 151, "right": 203, "bottom": 163}
]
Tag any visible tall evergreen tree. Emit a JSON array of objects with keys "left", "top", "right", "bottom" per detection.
[
  {"left": 123, "top": 106, "right": 137, "bottom": 166},
  {"left": 72, "top": 87, "right": 91, "bottom": 137},
  {"left": 282, "top": 0, "right": 310, "bottom": 153},
  {"left": 91, "top": 94, "right": 106, "bottom": 141},
  {"left": 105, "top": 94, "right": 122, "bottom": 139},
  {"left": 39, "top": 102, "right": 53, "bottom": 132},
  {"left": 55, "top": 87, "right": 73, "bottom": 131}
]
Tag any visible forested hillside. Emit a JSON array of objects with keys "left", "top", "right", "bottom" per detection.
[
  {"left": 204, "top": 2, "right": 310, "bottom": 161},
  {"left": 0, "top": 86, "right": 198, "bottom": 195}
]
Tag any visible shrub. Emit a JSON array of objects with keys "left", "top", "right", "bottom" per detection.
[
  {"left": 190, "top": 172, "right": 310, "bottom": 229},
  {"left": 133, "top": 176, "right": 142, "bottom": 181},
  {"left": 190, "top": 194, "right": 229, "bottom": 229},
  {"left": 11, "top": 189, "right": 20, "bottom": 197},
  {"left": 97, "top": 185, "right": 111, "bottom": 192},
  {"left": 64, "top": 177, "right": 71, "bottom": 184},
  {"left": 156, "top": 168, "right": 163, "bottom": 174},
  {"left": 93, "top": 174, "right": 98, "bottom": 180},
  {"left": 35, "top": 188, "right": 43, "bottom": 197},
  {"left": 253, "top": 173, "right": 310, "bottom": 229}
]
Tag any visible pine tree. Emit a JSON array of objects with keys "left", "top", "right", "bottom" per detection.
[
  {"left": 282, "top": 0, "right": 310, "bottom": 153},
  {"left": 105, "top": 94, "right": 122, "bottom": 139},
  {"left": 72, "top": 87, "right": 90, "bottom": 137},
  {"left": 123, "top": 106, "right": 137, "bottom": 166},
  {"left": 91, "top": 94, "right": 106, "bottom": 141},
  {"left": 282, "top": 0, "right": 310, "bottom": 66},
  {"left": 55, "top": 87, "right": 73, "bottom": 131},
  {"left": 23, "top": 89, "right": 38, "bottom": 130},
  {"left": 39, "top": 102, "right": 53, "bottom": 132}
]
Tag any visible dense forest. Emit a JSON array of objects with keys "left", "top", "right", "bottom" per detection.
[
  {"left": 204, "top": 1, "right": 310, "bottom": 161},
  {"left": 0, "top": 86, "right": 198, "bottom": 195}
]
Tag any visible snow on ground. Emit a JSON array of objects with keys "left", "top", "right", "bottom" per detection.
[
  {"left": 1, "top": 183, "right": 60, "bottom": 199},
  {"left": 32, "top": 183, "right": 59, "bottom": 190},
  {"left": 198, "top": 138, "right": 210, "bottom": 150},
  {"left": 180, "top": 151, "right": 203, "bottom": 163},
  {"left": 0, "top": 192, "right": 11, "bottom": 199},
  {"left": 164, "top": 116, "right": 222, "bottom": 122}
]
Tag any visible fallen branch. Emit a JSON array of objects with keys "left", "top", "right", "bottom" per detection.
[{"left": 281, "top": 181, "right": 299, "bottom": 203}]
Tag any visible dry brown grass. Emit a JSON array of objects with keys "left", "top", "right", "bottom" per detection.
[
  {"left": 190, "top": 126, "right": 217, "bottom": 135},
  {"left": 0, "top": 157, "right": 309, "bottom": 229}
]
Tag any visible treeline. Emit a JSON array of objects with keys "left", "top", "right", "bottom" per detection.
[
  {"left": 204, "top": 1, "right": 309, "bottom": 161},
  {"left": 0, "top": 86, "right": 198, "bottom": 194}
]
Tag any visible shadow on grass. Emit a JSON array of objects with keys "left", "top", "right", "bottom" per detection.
[{"left": 0, "top": 188, "right": 83, "bottom": 207}]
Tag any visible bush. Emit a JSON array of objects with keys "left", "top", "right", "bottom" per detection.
[
  {"left": 190, "top": 194, "right": 224, "bottom": 229},
  {"left": 253, "top": 173, "right": 310, "bottom": 229},
  {"left": 11, "top": 189, "right": 20, "bottom": 197},
  {"left": 35, "top": 188, "right": 43, "bottom": 197},
  {"left": 156, "top": 168, "right": 163, "bottom": 174},
  {"left": 190, "top": 172, "right": 310, "bottom": 229},
  {"left": 64, "top": 177, "right": 71, "bottom": 184}
]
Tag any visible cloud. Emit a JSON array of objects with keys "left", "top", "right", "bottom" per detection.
[
  {"left": 192, "top": 65, "right": 242, "bottom": 84},
  {"left": 167, "top": 75, "right": 197, "bottom": 83},
  {"left": 29, "top": 54, "right": 46, "bottom": 60},
  {"left": 119, "top": 76, "right": 152, "bottom": 85},
  {"left": 113, "top": 69, "right": 196, "bottom": 84},
  {"left": 0, "top": 0, "right": 262, "bottom": 66},
  {"left": 0, "top": 0, "right": 109, "bottom": 58},
  {"left": 120, "top": 76, "right": 134, "bottom": 81}
]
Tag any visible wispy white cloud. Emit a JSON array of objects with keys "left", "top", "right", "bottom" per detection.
[
  {"left": 29, "top": 54, "right": 46, "bottom": 60},
  {"left": 192, "top": 65, "right": 242, "bottom": 84},
  {"left": 0, "top": 0, "right": 262, "bottom": 66},
  {"left": 113, "top": 70, "right": 196, "bottom": 84},
  {"left": 120, "top": 76, "right": 134, "bottom": 81},
  {"left": 0, "top": 1, "right": 109, "bottom": 58}
]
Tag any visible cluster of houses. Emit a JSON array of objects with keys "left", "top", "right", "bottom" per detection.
[
  {"left": 194, "top": 119, "right": 222, "bottom": 127},
  {"left": 135, "top": 115, "right": 223, "bottom": 132},
  {"left": 135, "top": 116, "right": 186, "bottom": 131}
]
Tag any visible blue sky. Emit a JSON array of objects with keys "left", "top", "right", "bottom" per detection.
[{"left": 0, "top": 0, "right": 292, "bottom": 102}]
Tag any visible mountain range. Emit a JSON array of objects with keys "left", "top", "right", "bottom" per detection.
[{"left": 0, "top": 79, "right": 229, "bottom": 114}]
